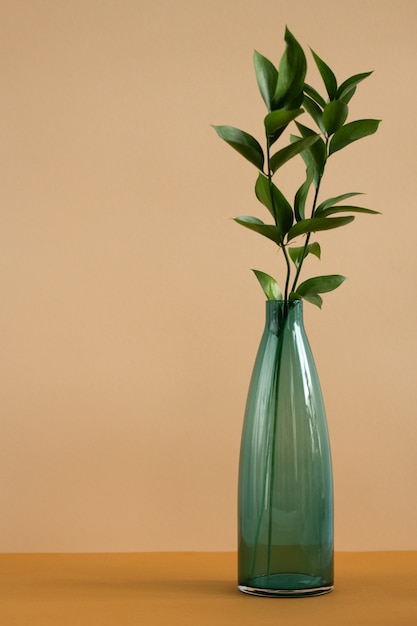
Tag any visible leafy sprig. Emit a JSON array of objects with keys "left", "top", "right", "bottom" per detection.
[{"left": 213, "top": 27, "right": 381, "bottom": 307}]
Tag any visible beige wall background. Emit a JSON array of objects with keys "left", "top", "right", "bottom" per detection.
[{"left": 1, "top": 0, "right": 416, "bottom": 553}]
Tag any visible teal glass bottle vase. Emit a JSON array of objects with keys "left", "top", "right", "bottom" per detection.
[{"left": 238, "top": 300, "right": 334, "bottom": 597}]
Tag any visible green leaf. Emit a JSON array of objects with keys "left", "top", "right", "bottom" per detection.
[
  {"left": 316, "top": 192, "right": 364, "bottom": 213},
  {"left": 253, "top": 50, "right": 279, "bottom": 111},
  {"left": 289, "top": 242, "right": 321, "bottom": 268},
  {"left": 236, "top": 215, "right": 264, "bottom": 225},
  {"left": 293, "top": 274, "right": 347, "bottom": 307},
  {"left": 316, "top": 205, "right": 380, "bottom": 217},
  {"left": 304, "top": 293, "right": 323, "bottom": 307},
  {"left": 322, "top": 100, "right": 348, "bottom": 135},
  {"left": 340, "top": 86, "right": 356, "bottom": 104},
  {"left": 264, "top": 108, "right": 303, "bottom": 136},
  {"left": 212, "top": 125, "right": 264, "bottom": 170},
  {"left": 329, "top": 119, "right": 381, "bottom": 155},
  {"left": 303, "top": 95, "right": 325, "bottom": 133},
  {"left": 310, "top": 49, "right": 338, "bottom": 100},
  {"left": 291, "top": 135, "right": 326, "bottom": 185},
  {"left": 303, "top": 83, "right": 326, "bottom": 108},
  {"left": 294, "top": 121, "right": 317, "bottom": 137},
  {"left": 234, "top": 216, "right": 283, "bottom": 245},
  {"left": 297, "top": 274, "right": 347, "bottom": 295},
  {"left": 269, "top": 134, "right": 319, "bottom": 174},
  {"left": 294, "top": 122, "right": 327, "bottom": 180},
  {"left": 336, "top": 71, "right": 373, "bottom": 101},
  {"left": 291, "top": 290, "right": 323, "bottom": 308},
  {"left": 287, "top": 215, "right": 355, "bottom": 241},
  {"left": 308, "top": 241, "right": 321, "bottom": 259},
  {"left": 252, "top": 269, "right": 282, "bottom": 300},
  {"left": 294, "top": 165, "right": 314, "bottom": 221},
  {"left": 273, "top": 27, "right": 307, "bottom": 108},
  {"left": 285, "top": 91, "right": 305, "bottom": 110},
  {"left": 255, "top": 174, "right": 293, "bottom": 236}
]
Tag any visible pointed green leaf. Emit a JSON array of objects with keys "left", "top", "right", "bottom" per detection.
[
  {"left": 273, "top": 27, "right": 307, "bottom": 108},
  {"left": 294, "top": 122, "right": 327, "bottom": 180},
  {"left": 234, "top": 216, "right": 283, "bottom": 245},
  {"left": 294, "top": 165, "right": 314, "bottom": 221},
  {"left": 252, "top": 269, "right": 282, "bottom": 300},
  {"left": 340, "top": 86, "right": 357, "bottom": 104},
  {"left": 297, "top": 274, "right": 347, "bottom": 296},
  {"left": 254, "top": 50, "right": 278, "bottom": 111},
  {"left": 285, "top": 91, "right": 305, "bottom": 110},
  {"left": 235, "top": 215, "right": 264, "bottom": 225},
  {"left": 291, "top": 135, "right": 326, "bottom": 185},
  {"left": 255, "top": 174, "right": 293, "bottom": 236},
  {"left": 316, "top": 192, "right": 364, "bottom": 213},
  {"left": 304, "top": 293, "right": 323, "bottom": 307},
  {"left": 316, "top": 205, "right": 380, "bottom": 217},
  {"left": 287, "top": 215, "right": 355, "bottom": 241},
  {"left": 310, "top": 49, "right": 337, "bottom": 100},
  {"left": 303, "top": 83, "right": 326, "bottom": 108},
  {"left": 269, "top": 134, "right": 319, "bottom": 174},
  {"left": 289, "top": 242, "right": 321, "bottom": 268},
  {"left": 322, "top": 100, "right": 348, "bottom": 135},
  {"left": 308, "top": 241, "right": 321, "bottom": 259},
  {"left": 336, "top": 71, "right": 373, "bottom": 101},
  {"left": 329, "top": 119, "right": 381, "bottom": 155},
  {"left": 291, "top": 290, "right": 323, "bottom": 308},
  {"left": 294, "top": 121, "right": 317, "bottom": 137},
  {"left": 212, "top": 125, "right": 264, "bottom": 170},
  {"left": 264, "top": 108, "right": 303, "bottom": 136},
  {"left": 303, "top": 95, "right": 325, "bottom": 133}
]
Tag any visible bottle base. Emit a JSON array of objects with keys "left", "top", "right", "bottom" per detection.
[{"left": 238, "top": 573, "right": 333, "bottom": 598}]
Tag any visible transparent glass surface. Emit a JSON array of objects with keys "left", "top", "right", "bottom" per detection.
[{"left": 238, "top": 301, "right": 334, "bottom": 597}]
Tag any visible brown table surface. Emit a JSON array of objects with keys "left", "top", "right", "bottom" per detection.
[{"left": 1, "top": 551, "right": 416, "bottom": 625}]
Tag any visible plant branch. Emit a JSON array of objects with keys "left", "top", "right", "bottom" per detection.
[
  {"left": 290, "top": 138, "right": 329, "bottom": 294},
  {"left": 266, "top": 135, "right": 293, "bottom": 302},
  {"left": 290, "top": 181, "right": 320, "bottom": 294},
  {"left": 266, "top": 138, "right": 277, "bottom": 223},
  {"left": 282, "top": 244, "right": 291, "bottom": 303}
]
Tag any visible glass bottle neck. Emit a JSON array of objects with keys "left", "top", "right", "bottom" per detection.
[{"left": 265, "top": 300, "right": 304, "bottom": 334}]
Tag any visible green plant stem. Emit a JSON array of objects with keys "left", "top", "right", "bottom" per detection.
[
  {"left": 266, "top": 303, "right": 291, "bottom": 576},
  {"left": 290, "top": 182, "right": 320, "bottom": 293},
  {"left": 282, "top": 244, "right": 291, "bottom": 304},
  {"left": 250, "top": 305, "right": 304, "bottom": 579},
  {"left": 266, "top": 139, "right": 277, "bottom": 223},
  {"left": 266, "top": 136, "right": 292, "bottom": 303},
  {"left": 290, "top": 138, "right": 329, "bottom": 294},
  {"left": 248, "top": 304, "right": 288, "bottom": 580}
]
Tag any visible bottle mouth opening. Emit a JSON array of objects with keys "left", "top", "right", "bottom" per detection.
[{"left": 265, "top": 299, "right": 302, "bottom": 304}]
